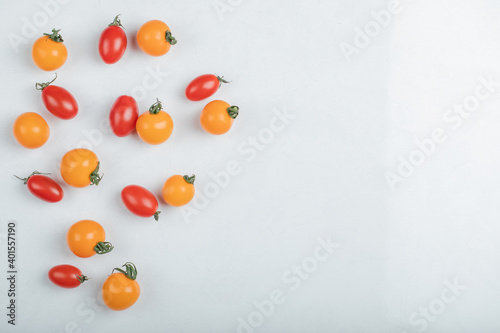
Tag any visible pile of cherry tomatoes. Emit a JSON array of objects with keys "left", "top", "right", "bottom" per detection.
[{"left": 14, "top": 16, "right": 240, "bottom": 311}]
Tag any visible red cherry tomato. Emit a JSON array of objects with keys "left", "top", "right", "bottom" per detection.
[
  {"left": 36, "top": 74, "right": 78, "bottom": 120},
  {"left": 109, "top": 95, "right": 138, "bottom": 137},
  {"left": 48, "top": 265, "right": 88, "bottom": 288},
  {"left": 99, "top": 15, "right": 127, "bottom": 64},
  {"left": 121, "top": 185, "right": 160, "bottom": 221},
  {"left": 15, "top": 171, "right": 63, "bottom": 203},
  {"left": 185, "top": 74, "right": 229, "bottom": 101}
]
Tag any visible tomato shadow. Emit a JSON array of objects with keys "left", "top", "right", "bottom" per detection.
[
  {"left": 191, "top": 106, "right": 205, "bottom": 132},
  {"left": 153, "top": 185, "right": 177, "bottom": 220},
  {"left": 5, "top": 114, "right": 19, "bottom": 147},
  {"left": 178, "top": 80, "right": 188, "bottom": 99},
  {"left": 16, "top": 37, "right": 38, "bottom": 72},
  {"left": 128, "top": 30, "right": 141, "bottom": 51}
]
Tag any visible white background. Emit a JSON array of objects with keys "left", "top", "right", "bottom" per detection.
[{"left": 1, "top": 0, "right": 500, "bottom": 332}]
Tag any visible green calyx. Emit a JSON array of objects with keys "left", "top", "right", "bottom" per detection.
[
  {"left": 14, "top": 170, "right": 50, "bottom": 185},
  {"left": 94, "top": 241, "right": 114, "bottom": 254},
  {"left": 183, "top": 174, "right": 195, "bottom": 185},
  {"left": 112, "top": 262, "right": 137, "bottom": 280},
  {"left": 216, "top": 75, "right": 230, "bottom": 88},
  {"left": 35, "top": 73, "right": 58, "bottom": 90},
  {"left": 165, "top": 30, "right": 177, "bottom": 45},
  {"left": 89, "top": 162, "right": 103, "bottom": 186},
  {"left": 227, "top": 106, "right": 239, "bottom": 119},
  {"left": 43, "top": 28, "right": 64, "bottom": 42},
  {"left": 109, "top": 14, "right": 124, "bottom": 28},
  {"left": 149, "top": 98, "right": 163, "bottom": 115},
  {"left": 153, "top": 211, "right": 161, "bottom": 221},
  {"left": 77, "top": 274, "right": 89, "bottom": 284}
]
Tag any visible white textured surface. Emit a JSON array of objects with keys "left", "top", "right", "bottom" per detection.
[{"left": 0, "top": 0, "right": 500, "bottom": 332}]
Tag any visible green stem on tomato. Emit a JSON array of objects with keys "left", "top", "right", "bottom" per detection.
[
  {"left": 227, "top": 106, "right": 239, "bottom": 119},
  {"left": 153, "top": 211, "right": 161, "bottom": 221},
  {"left": 183, "top": 175, "right": 195, "bottom": 185},
  {"left": 43, "top": 28, "right": 64, "bottom": 42},
  {"left": 94, "top": 241, "right": 114, "bottom": 254},
  {"left": 77, "top": 274, "right": 89, "bottom": 284},
  {"left": 216, "top": 75, "right": 230, "bottom": 88},
  {"left": 13, "top": 171, "right": 50, "bottom": 185},
  {"left": 108, "top": 14, "right": 124, "bottom": 28},
  {"left": 165, "top": 30, "right": 177, "bottom": 45},
  {"left": 35, "top": 73, "right": 58, "bottom": 90},
  {"left": 148, "top": 98, "right": 162, "bottom": 115},
  {"left": 112, "top": 262, "right": 137, "bottom": 280},
  {"left": 89, "top": 162, "right": 103, "bottom": 186}
]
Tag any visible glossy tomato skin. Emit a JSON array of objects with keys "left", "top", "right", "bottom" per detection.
[
  {"left": 99, "top": 25, "right": 127, "bottom": 64},
  {"left": 136, "top": 110, "right": 174, "bottom": 145},
  {"left": 67, "top": 220, "right": 109, "bottom": 258},
  {"left": 102, "top": 272, "right": 140, "bottom": 311},
  {"left": 121, "top": 185, "right": 159, "bottom": 219},
  {"left": 109, "top": 96, "right": 138, "bottom": 137},
  {"left": 200, "top": 100, "right": 237, "bottom": 135},
  {"left": 27, "top": 175, "right": 63, "bottom": 202},
  {"left": 41, "top": 85, "right": 78, "bottom": 119},
  {"left": 185, "top": 74, "right": 221, "bottom": 101},
  {"left": 48, "top": 265, "right": 86, "bottom": 288},
  {"left": 32, "top": 36, "right": 67, "bottom": 71},
  {"left": 162, "top": 175, "right": 195, "bottom": 207},
  {"left": 136, "top": 20, "right": 176, "bottom": 56},
  {"left": 13, "top": 112, "right": 50, "bottom": 149},
  {"left": 60, "top": 149, "right": 101, "bottom": 188}
]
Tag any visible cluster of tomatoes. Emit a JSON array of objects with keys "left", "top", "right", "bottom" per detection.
[{"left": 14, "top": 16, "right": 240, "bottom": 311}]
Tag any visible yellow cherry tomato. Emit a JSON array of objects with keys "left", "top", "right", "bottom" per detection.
[
  {"left": 60, "top": 149, "right": 102, "bottom": 187},
  {"left": 102, "top": 262, "right": 140, "bottom": 311},
  {"left": 136, "top": 99, "right": 174, "bottom": 145},
  {"left": 32, "top": 29, "right": 67, "bottom": 71},
  {"left": 136, "top": 20, "right": 176, "bottom": 56},
  {"left": 162, "top": 174, "right": 195, "bottom": 207},
  {"left": 13, "top": 112, "right": 49, "bottom": 149},
  {"left": 66, "top": 219, "right": 113, "bottom": 258},
  {"left": 200, "top": 100, "right": 239, "bottom": 135}
]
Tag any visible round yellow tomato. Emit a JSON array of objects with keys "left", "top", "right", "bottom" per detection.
[
  {"left": 136, "top": 20, "right": 176, "bottom": 56},
  {"left": 102, "top": 262, "right": 140, "bottom": 311},
  {"left": 67, "top": 220, "right": 113, "bottom": 258},
  {"left": 32, "top": 29, "right": 67, "bottom": 71},
  {"left": 13, "top": 112, "right": 49, "bottom": 149},
  {"left": 162, "top": 175, "right": 195, "bottom": 207},
  {"left": 200, "top": 100, "right": 239, "bottom": 135},
  {"left": 136, "top": 99, "right": 174, "bottom": 145},
  {"left": 60, "top": 149, "right": 102, "bottom": 187}
]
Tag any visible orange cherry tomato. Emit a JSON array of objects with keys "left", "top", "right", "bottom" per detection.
[
  {"left": 200, "top": 100, "right": 239, "bottom": 135},
  {"left": 136, "top": 20, "right": 176, "bottom": 56},
  {"left": 32, "top": 29, "right": 67, "bottom": 71},
  {"left": 162, "top": 175, "right": 195, "bottom": 207},
  {"left": 66, "top": 219, "right": 113, "bottom": 258},
  {"left": 60, "top": 148, "right": 103, "bottom": 187},
  {"left": 136, "top": 99, "right": 174, "bottom": 145},
  {"left": 13, "top": 112, "right": 50, "bottom": 149},
  {"left": 102, "top": 262, "right": 140, "bottom": 311}
]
